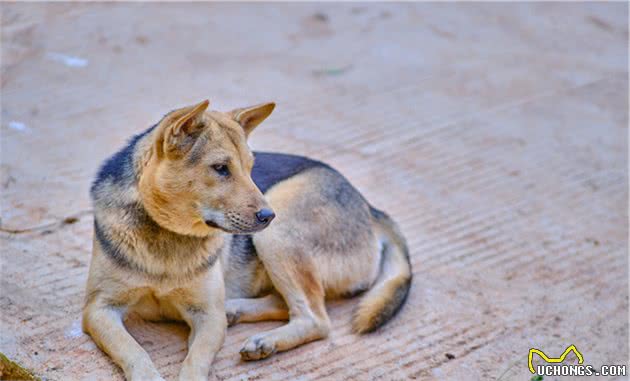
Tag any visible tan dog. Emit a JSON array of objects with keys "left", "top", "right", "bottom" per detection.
[{"left": 83, "top": 100, "right": 411, "bottom": 380}]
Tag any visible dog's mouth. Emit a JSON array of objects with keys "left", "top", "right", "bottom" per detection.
[
  {"left": 204, "top": 219, "right": 223, "bottom": 230},
  {"left": 204, "top": 218, "right": 271, "bottom": 234}
]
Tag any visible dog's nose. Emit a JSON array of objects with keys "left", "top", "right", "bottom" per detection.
[{"left": 255, "top": 208, "right": 275, "bottom": 224}]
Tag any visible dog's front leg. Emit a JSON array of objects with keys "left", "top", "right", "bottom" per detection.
[
  {"left": 174, "top": 264, "right": 227, "bottom": 381},
  {"left": 83, "top": 300, "right": 164, "bottom": 381}
]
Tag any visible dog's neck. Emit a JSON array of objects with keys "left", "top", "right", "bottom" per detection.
[{"left": 104, "top": 193, "right": 225, "bottom": 280}]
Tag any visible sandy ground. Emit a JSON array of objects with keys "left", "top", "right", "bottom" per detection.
[{"left": 1, "top": 3, "right": 628, "bottom": 381}]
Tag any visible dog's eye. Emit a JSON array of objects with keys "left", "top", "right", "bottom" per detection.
[{"left": 212, "top": 164, "right": 230, "bottom": 177}]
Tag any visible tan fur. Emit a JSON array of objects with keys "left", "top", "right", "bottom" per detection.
[
  {"left": 138, "top": 102, "right": 269, "bottom": 237},
  {"left": 84, "top": 100, "right": 276, "bottom": 381},
  {"left": 85, "top": 99, "right": 411, "bottom": 376},
  {"left": 352, "top": 277, "right": 409, "bottom": 333},
  {"left": 261, "top": 169, "right": 381, "bottom": 298},
  {"left": 83, "top": 241, "right": 228, "bottom": 381},
  {"left": 228, "top": 167, "right": 408, "bottom": 360},
  {"left": 225, "top": 163, "right": 411, "bottom": 359}
]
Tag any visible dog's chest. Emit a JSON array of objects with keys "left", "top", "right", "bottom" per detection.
[
  {"left": 132, "top": 224, "right": 223, "bottom": 279},
  {"left": 127, "top": 287, "right": 185, "bottom": 321}
]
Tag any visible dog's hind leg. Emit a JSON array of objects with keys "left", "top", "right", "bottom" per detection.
[
  {"left": 226, "top": 293, "right": 288, "bottom": 326},
  {"left": 239, "top": 245, "right": 330, "bottom": 361}
]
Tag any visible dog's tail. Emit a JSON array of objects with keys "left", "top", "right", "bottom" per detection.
[{"left": 353, "top": 207, "right": 412, "bottom": 334}]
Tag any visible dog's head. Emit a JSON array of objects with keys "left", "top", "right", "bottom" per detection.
[{"left": 139, "top": 100, "right": 275, "bottom": 236}]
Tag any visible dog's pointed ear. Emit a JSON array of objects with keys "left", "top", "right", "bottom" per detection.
[
  {"left": 231, "top": 102, "right": 275, "bottom": 137},
  {"left": 161, "top": 100, "right": 209, "bottom": 156}
]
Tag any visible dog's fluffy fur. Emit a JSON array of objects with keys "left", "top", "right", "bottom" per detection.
[{"left": 83, "top": 100, "right": 412, "bottom": 380}]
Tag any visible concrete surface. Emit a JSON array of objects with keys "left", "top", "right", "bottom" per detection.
[{"left": 1, "top": 3, "right": 628, "bottom": 380}]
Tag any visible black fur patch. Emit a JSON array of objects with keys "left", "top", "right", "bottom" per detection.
[
  {"left": 230, "top": 234, "right": 258, "bottom": 263},
  {"left": 340, "top": 286, "right": 369, "bottom": 299},
  {"left": 94, "top": 219, "right": 140, "bottom": 272},
  {"left": 332, "top": 180, "right": 356, "bottom": 205},
  {"left": 91, "top": 124, "right": 157, "bottom": 196},
  {"left": 251, "top": 152, "right": 329, "bottom": 193},
  {"left": 369, "top": 206, "right": 388, "bottom": 221}
]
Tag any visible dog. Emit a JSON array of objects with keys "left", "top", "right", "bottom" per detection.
[{"left": 83, "top": 100, "right": 412, "bottom": 381}]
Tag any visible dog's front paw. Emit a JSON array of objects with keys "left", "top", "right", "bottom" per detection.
[{"left": 240, "top": 334, "right": 277, "bottom": 361}]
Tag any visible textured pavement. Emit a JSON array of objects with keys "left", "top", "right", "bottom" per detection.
[{"left": 1, "top": 3, "right": 628, "bottom": 380}]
